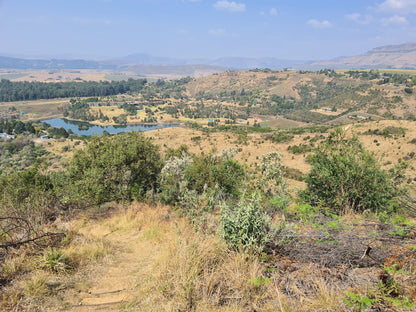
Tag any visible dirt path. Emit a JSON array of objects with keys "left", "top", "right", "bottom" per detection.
[{"left": 67, "top": 229, "right": 155, "bottom": 312}]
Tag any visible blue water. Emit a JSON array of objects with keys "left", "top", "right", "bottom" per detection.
[{"left": 42, "top": 118, "right": 179, "bottom": 136}]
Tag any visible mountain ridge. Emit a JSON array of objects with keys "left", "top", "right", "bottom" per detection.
[
  {"left": 309, "top": 41, "right": 416, "bottom": 70},
  {"left": 2, "top": 41, "right": 416, "bottom": 73}
]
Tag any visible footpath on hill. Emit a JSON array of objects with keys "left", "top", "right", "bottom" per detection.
[
  {"left": 70, "top": 232, "right": 151, "bottom": 311},
  {"left": 66, "top": 207, "right": 166, "bottom": 312}
]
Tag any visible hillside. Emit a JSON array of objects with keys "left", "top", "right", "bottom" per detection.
[
  {"left": 1, "top": 119, "right": 416, "bottom": 311},
  {"left": 183, "top": 69, "right": 416, "bottom": 125},
  {"left": 0, "top": 70, "right": 416, "bottom": 311},
  {"left": 310, "top": 42, "right": 416, "bottom": 70}
]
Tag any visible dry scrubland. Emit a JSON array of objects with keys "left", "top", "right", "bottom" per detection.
[
  {"left": 0, "top": 69, "right": 111, "bottom": 83},
  {"left": 0, "top": 119, "right": 412, "bottom": 312},
  {"left": 145, "top": 120, "right": 416, "bottom": 194},
  {"left": 1, "top": 69, "right": 416, "bottom": 311},
  {"left": 1, "top": 202, "right": 415, "bottom": 311},
  {"left": 0, "top": 68, "right": 219, "bottom": 84}
]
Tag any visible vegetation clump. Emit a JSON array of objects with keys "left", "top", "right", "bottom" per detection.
[
  {"left": 66, "top": 131, "right": 162, "bottom": 205},
  {"left": 364, "top": 126, "right": 406, "bottom": 138},
  {"left": 305, "top": 128, "right": 400, "bottom": 213},
  {"left": 220, "top": 195, "right": 271, "bottom": 253}
]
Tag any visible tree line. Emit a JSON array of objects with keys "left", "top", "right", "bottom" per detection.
[{"left": 0, "top": 78, "right": 147, "bottom": 102}]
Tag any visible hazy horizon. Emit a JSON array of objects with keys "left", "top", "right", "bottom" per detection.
[{"left": 1, "top": 0, "right": 415, "bottom": 61}]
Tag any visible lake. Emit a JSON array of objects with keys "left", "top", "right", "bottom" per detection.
[{"left": 42, "top": 118, "right": 179, "bottom": 136}]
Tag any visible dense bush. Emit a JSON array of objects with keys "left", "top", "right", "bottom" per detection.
[
  {"left": 184, "top": 149, "right": 245, "bottom": 197},
  {"left": 258, "top": 153, "right": 290, "bottom": 216},
  {"left": 47, "top": 127, "right": 69, "bottom": 139},
  {"left": 270, "top": 132, "right": 294, "bottom": 143},
  {"left": 158, "top": 152, "right": 191, "bottom": 205},
  {"left": 305, "top": 128, "right": 398, "bottom": 213},
  {"left": 221, "top": 195, "right": 271, "bottom": 252},
  {"left": 364, "top": 126, "right": 406, "bottom": 138},
  {"left": 158, "top": 148, "right": 245, "bottom": 207},
  {"left": 67, "top": 132, "right": 162, "bottom": 205},
  {"left": 0, "top": 161, "right": 58, "bottom": 225}
]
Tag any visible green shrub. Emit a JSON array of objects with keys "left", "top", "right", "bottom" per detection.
[
  {"left": 364, "top": 126, "right": 406, "bottom": 138},
  {"left": 287, "top": 144, "right": 312, "bottom": 154},
  {"left": 220, "top": 195, "right": 271, "bottom": 252},
  {"left": 0, "top": 161, "right": 58, "bottom": 225},
  {"left": 37, "top": 247, "right": 72, "bottom": 273},
  {"left": 270, "top": 132, "right": 294, "bottom": 143},
  {"left": 184, "top": 149, "right": 244, "bottom": 197},
  {"left": 67, "top": 132, "right": 162, "bottom": 205},
  {"left": 256, "top": 152, "right": 290, "bottom": 216},
  {"left": 305, "top": 128, "right": 398, "bottom": 213},
  {"left": 158, "top": 152, "right": 191, "bottom": 205}
]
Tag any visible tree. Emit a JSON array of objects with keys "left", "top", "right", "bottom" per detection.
[
  {"left": 184, "top": 149, "right": 245, "bottom": 197},
  {"left": 305, "top": 128, "right": 398, "bottom": 213},
  {"left": 68, "top": 132, "right": 162, "bottom": 205}
]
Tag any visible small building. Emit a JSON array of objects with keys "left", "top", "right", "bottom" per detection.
[
  {"left": 41, "top": 135, "right": 50, "bottom": 139},
  {"left": 0, "top": 133, "right": 15, "bottom": 140}
]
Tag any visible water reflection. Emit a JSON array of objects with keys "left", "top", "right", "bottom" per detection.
[{"left": 42, "top": 118, "right": 179, "bottom": 136}]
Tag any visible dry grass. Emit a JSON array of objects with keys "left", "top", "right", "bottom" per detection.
[
  {"left": 3, "top": 202, "right": 415, "bottom": 311},
  {"left": 0, "top": 98, "right": 66, "bottom": 120},
  {"left": 43, "top": 205, "right": 355, "bottom": 311},
  {"left": 185, "top": 71, "right": 307, "bottom": 99},
  {"left": 11, "top": 69, "right": 110, "bottom": 83}
]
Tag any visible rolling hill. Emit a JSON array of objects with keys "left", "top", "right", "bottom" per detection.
[
  {"left": 309, "top": 41, "right": 416, "bottom": 70},
  {"left": 0, "top": 56, "right": 117, "bottom": 70}
]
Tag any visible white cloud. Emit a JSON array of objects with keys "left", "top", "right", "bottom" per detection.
[
  {"left": 208, "top": 28, "right": 227, "bottom": 36},
  {"left": 307, "top": 19, "right": 332, "bottom": 29},
  {"left": 214, "top": 1, "right": 246, "bottom": 12},
  {"left": 381, "top": 14, "right": 409, "bottom": 25},
  {"left": 270, "top": 8, "right": 277, "bottom": 16},
  {"left": 345, "top": 13, "right": 373, "bottom": 24},
  {"left": 378, "top": 0, "right": 416, "bottom": 12}
]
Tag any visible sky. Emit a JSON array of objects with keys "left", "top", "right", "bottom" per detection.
[{"left": 0, "top": 0, "right": 415, "bottom": 61}]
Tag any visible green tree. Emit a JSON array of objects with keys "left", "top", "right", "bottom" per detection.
[
  {"left": 305, "top": 128, "right": 398, "bottom": 213},
  {"left": 67, "top": 132, "right": 162, "bottom": 205},
  {"left": 0, "top": 161, "right": 57, "bottom": 225},
  {"left": 184, "top": 149, "right": 244, "bottom": 197}
]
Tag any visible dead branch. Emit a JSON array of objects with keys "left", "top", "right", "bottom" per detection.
[
  {"left": 0, "top": 232, "right": 65, "bottom": 249},
  {"left": 0, "top": 216, "right": 65, "bottom": 252}
]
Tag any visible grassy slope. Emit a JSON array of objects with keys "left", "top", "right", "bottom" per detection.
[
  {"left": 1, "top": 70, "right": 416, "bottom": 311},
  {"left": 3, "top": 202, "right": 415, "bottom": 311},
  {"left": 143, "top": 119, "right": 416, "bottom": 195}
]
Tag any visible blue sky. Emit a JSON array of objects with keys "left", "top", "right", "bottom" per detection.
[{"left": 0, "top": 0, "right": 415, "bottom": 60}]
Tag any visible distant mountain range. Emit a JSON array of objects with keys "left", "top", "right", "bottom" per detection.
[
  {"left": 1, "top": 42, "right": 416, "bottom": 74},
  {"left": 308, "top": 41, "right": 416, "bottom": 70},
  {"left": 0, "top": 56, "right": 117, "bottom": 70},
  {"left": 0, "top": 53, "right": 310, "bottom": 72},
  {"left": 114, "top": 53, "right": 311, "bottom": 69}
]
